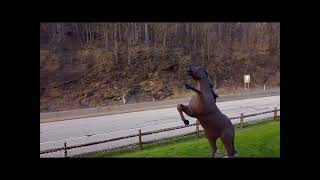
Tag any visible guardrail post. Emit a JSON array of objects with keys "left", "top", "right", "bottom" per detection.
[
  {"left": 274, "top": 107, "right": 277, "bottom": 120},
  {"left": 64, "top": 142, "right": 67, "bottom": 157},
  {"left": 240, "top": 113, "right": 244, "bottom": 128},
  {"left": 196, "top": 120, "right": 199, "bottom": 139},
  {"left": 138, "top": 129, "right": 142, "bottom": 150}
]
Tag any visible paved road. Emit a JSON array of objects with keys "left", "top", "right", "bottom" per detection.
[
  {"left": 40, "top": 87, "right": 280, "bottom": 123},
  {"left": 40, "top": 95, "right": 280, "bottom": 157}
]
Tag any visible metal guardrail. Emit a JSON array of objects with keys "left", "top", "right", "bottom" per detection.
[{"left": 40, "top": 108, "right": 280, "bottom": 156}]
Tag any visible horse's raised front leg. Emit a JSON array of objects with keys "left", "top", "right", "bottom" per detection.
[
  {"left": 185, "top": 84, "right": 202, "bottom": 95},
  {"left": 177, "top": 104, "right": 195, "bottom": 125}
]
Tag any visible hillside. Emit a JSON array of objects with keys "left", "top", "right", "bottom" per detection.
[{"left": 40, "top": 23, "right": 280, "bottom": 112}]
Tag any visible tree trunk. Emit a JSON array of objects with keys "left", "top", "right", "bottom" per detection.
[
  {"left": 175, "top": 23, "right": 178, "bottom": 36},
  {"left": 86, "top": 24, "right": 89, "bottom": 45},
  {"left": 90, "top": 23, "right": 93, "bottom": 45},
  {"left": 154, "top": 41, "right": 157, "bottom": 62},
  {"left": 163, "top": 25, "right": 167, "bottom": 48},
  {"left": 56, "top": 23, "right": 64, "bottom": 43},
  {"left": 153, "top": 27, "right": 157, "bottom": 62},
  {"left": 248, "top": 25, "right": 253, "bottom": 57},
  {"left": 144, "top": 23, "right": 149, "bottom": 44},
  {"left": 133, "top": 23, "right": 136, "bottom": 43},
  {"left": 118, "top": 23, "right": 121, "bottom": 42},
  {"left": 268, "top": 23, "right": 274, "bottom": 54},
  {"left": 218, "top": 23, "right": 221, "bottom": 43},
  {"left": 74, "top": 23, "right": 79, "bottom": 42},
  {"left": 127, "top": 41, "right": 130, "bottom": 65},
  {"left": 242, "top": 23, "right": 246, "bottom": 48},
  {"left": 135, "top": 23, "right": 139, "bottom": 42},
  {"left": 114, "top": 24, "right": 118, "bottom": 64},
  {"left": 175, "top": 23, "right": 178, "bottom": 46},
  {"left": 191, "top": 24, "right": 194, "bottom": 39},
  {"left": 207, "top": 28, "right": 210, "bottom": 61},
  {"left": 186, "top": 23, "right": 189, "bottom": 48},
  {"left": 193, "top": 33, "right": 196, "bottom": 58},
  {"left": 104, "top": 24, "right": 108, "bottom": 50},
  {"left": 201, "top": 45, "right": 204, "bottom": 65},
  {"left": 127, "top": 23, "right": 131, "bottom": 65}
]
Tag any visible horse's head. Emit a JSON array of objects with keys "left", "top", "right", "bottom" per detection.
[{"left": 187, "top": 66, "right": 208, "bottom": 80}]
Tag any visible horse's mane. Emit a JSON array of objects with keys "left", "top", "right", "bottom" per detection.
[
  {"left": 205, "top": 70, "right": 219, "bottom": 99},
  {"left": 209, "top": 80, "right": 219, "bottom": 99}
]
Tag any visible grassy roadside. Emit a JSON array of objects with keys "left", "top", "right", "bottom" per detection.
[{"left": 85, "top": 118, "right": 280, "bottom": 158}]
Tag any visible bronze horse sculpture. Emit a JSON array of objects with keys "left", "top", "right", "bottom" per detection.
[{"left": 177, "top": 66, "right": 237, "bottom": 158}]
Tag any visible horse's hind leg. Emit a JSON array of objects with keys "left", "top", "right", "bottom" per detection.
[
  {"left": 177, "top": 104, "right": 194, "bottom": 125},
  {"left": 220, "top": 130, "right": 236, "bottom": 158},
  {"left": 207, "top": 136, "right": 218, "bottom": 158}
]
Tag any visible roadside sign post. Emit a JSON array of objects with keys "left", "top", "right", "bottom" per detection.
[{"left": 244, "top": 75, "right": 250, "bottom": 89}]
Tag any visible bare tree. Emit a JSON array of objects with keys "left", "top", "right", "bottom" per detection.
[
  {"left": 40, "top": 22, "right": 280, "bottom": 89},
  {"left": 186, "top": 23, "right": 189, "bottom": 48},
  {"left": 127, "top": 23, "right": 131, "bottom": 65},
  {"left": 163, "top": 24, "right": 167, "bottom": 48},
  {"left": 118, "top": 23, "right": 122, "bottom": 42},
  {"left": 193, "top": 26, "right": 196, "bottom": 58},
  {"left": 89, "top": 23, "right": 93, "bottom": 45},
  {"left": 144, "top": 23, "right": 149, "bottom": 44},
  {"left": 201, "top": 45, "right": 204, "bottom": 65},
  {"left": 153, "top": 24, "right": 157, "bottom": 62},
  {"left": 113, "top": 24, "right": 118, "bottom": 64},
  {"left": 103, "top": 24, "right": 109, "bottom": 50}
]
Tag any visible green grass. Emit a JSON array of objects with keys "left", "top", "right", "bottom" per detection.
[{"left": 86, "top": 118, "right": 280, "bottom": 158}]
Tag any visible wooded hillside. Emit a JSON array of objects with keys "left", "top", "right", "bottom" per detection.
[{"left": 40, "top": 23, "right": 280, "bottom": 112}]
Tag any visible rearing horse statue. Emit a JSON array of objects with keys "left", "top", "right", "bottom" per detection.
[{"left": 177, "top": 66, "right": 237, "bottom": 158}]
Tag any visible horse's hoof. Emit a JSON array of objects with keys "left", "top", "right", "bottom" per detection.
[
  {"left": 233, "top": 153, "right": 239, "bottom": 157},
  {"left": 183, "top": 120, "right": 189, "bottom": 125}
]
